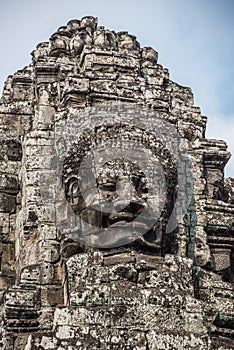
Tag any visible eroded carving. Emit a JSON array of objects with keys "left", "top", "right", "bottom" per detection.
[{"left": 0, "top": 15, "right": 233, "bottom": 350}]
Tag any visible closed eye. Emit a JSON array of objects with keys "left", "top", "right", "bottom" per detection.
[{"left": 101, "top": 182, "right": 116, "bottom": 192}]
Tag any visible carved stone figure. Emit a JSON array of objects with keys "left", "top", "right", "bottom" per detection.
[
  {"left": 0, "top": 16, "right": 233, "bottom": 350},
  {"left": 64, "top": 158, "right": 163, "bottom": 252}
]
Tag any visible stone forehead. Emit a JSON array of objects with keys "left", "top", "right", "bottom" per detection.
[
  {"left": 96, "top": 158, "right": 145, "bottom": 178},
  {"left": 62, "top": 124, "right": 176, "bottom": 182}
]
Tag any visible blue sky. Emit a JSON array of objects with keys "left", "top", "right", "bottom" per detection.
[{"left": 0, "top": 0, "right": 233, "bottom": 176}]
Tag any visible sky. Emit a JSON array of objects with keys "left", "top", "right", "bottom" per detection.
[{"left": 0, "top": 0, "right": 233, "bottom": 176}]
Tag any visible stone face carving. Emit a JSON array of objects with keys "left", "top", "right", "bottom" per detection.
[
  {"left": 0, "top": 16, "right": 233, "bottom": 350},
  {"left": 62, "top": 123, "right": 178, "bottom": 253},
  {"left": 64, "top": 158, "right": 163, "bottom": 253}
]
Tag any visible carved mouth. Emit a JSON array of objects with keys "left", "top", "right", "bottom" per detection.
[
  {"left": 108, "top": 212, "right": 134, "bottom": 227},
  {"left": 107, "top": 211, "right": 148, "bottom": 229}
]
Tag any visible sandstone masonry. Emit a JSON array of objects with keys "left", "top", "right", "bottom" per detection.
[{"left": 0, "top": 16, "right": 233, "bottom": 350}]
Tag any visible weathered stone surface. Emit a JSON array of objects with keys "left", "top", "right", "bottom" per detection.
[{"left": 0, "top": 16, "right": 233, "bottom": 349}]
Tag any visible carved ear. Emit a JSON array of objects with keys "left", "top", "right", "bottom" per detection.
[{"left": 64, "top": 176, "right": 79, "bottom": 198}]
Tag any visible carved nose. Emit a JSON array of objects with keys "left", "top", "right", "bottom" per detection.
[
  {"left": 117, "top": 178, "right": 137, "bottom": 198},
  {"left": 114, "top": 179, "right": 144, "bottom": 213}
]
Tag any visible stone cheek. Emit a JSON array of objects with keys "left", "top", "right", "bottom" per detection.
[{"left": 0, "top": 15, "right": 233, "bottom": 350}]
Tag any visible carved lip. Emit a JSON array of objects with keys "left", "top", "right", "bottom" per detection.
[
  {"left": 109, "top": 220, "right": 130, "bottom": 227},
  {"left": 107, "top": 211, "right": 148, "bottom": 229},
  {"left": 108, "top": 212, "right": 134, "bottom": 227},
  {"left": 109, "top": 212, "right": 133, "bottom": 221},
  {"left": 109, "top": 220, "right": 148, "bottom": 229}
]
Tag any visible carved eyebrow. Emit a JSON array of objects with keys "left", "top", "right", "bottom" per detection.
[{"left": 100, "top": 182, "right": 117, "bottom": 191}]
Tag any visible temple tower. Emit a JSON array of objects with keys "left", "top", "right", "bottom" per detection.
[{"left": 0, "top": 17, "right": 233, "bottom": 349}]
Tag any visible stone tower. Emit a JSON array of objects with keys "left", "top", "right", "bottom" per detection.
[{"left": 0, "top": 16, "right": 233, "bottom": 349}]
